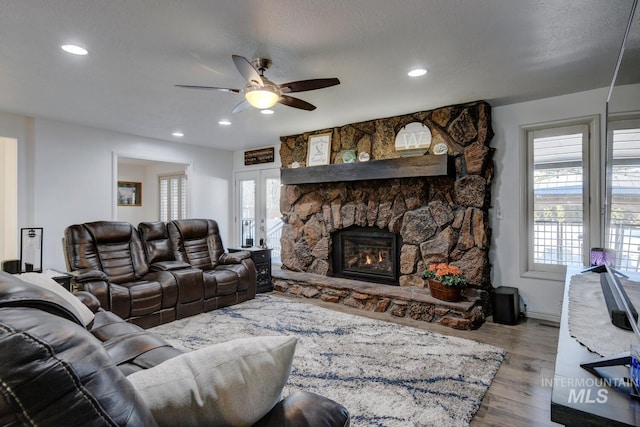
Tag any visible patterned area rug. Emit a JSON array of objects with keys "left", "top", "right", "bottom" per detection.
[{"left": 150, "top": 295, "right": 505, "bottom": 427}]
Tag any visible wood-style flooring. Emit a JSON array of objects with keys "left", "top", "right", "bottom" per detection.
[{"left": 274, "top": 293, "right": 562, "bottom": 427}]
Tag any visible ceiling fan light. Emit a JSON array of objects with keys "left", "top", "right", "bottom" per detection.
[
  {"left": 61, "top": 44, "right": 88, "bottom": 55},
  {"left": 408, "top": 68, "right": 427, "bottom": 77},
  {"left": 244, "top": 87, "right": 280, "bottom": 109}
]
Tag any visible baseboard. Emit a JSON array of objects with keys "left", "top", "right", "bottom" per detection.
[{"left": 526, "top": 310, "right": 560, "bottom": 323}]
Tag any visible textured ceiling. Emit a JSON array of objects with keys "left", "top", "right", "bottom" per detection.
[{"left": 0, "top": 0, "right": 637, "bottom": 151}]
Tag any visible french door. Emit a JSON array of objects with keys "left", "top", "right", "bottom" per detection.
[{"left": 234, "top": 169, "right": 282, "bottom": 263}]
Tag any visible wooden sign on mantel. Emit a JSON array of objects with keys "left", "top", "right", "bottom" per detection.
[{"left": 244, "top": 147, "right": 275, "bottom": 166}]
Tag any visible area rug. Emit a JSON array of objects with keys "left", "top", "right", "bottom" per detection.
[{"left": 150, "top": 295, "right": 505, "bottom": 427}]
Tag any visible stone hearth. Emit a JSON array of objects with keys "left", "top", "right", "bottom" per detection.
[
  {"left": 272, "top": 268, "right": 487, "bottom": 330},
  {"left": 277, "top": 100, "right": 494, "bottom": 328}
]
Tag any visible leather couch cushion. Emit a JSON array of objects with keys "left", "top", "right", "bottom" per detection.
[
  {"left": 127, "top": 336, "right": 297, "bottom": 426},
  {"left": 138, "top": 221, "right": 174, "bottom": 264},
  {"left": 84, "top": 221, "right": 150, "bottom": 283},
  {"left": 0, "top": 307, "right": 157, "bottom": 426}
]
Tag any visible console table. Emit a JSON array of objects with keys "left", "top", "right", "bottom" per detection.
[
  {"left": 228, "top": 247, "right": 273, "bottom": 293},
  {"left": 551, "top": 266, "right": 640, "bottom": 426}
]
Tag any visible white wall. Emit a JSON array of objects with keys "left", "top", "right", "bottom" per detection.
[
  {"left": 1, "top": 115, "right": 234, "bottom": 271},
  {"left": 0, "top": 112, "right": 33, "bottom": 259},
  {"left": 0, "top": 137, "right": 18, "bottom": 262},
  {"left": 491, "top": 84, "right": 640, "bottom": 321}
]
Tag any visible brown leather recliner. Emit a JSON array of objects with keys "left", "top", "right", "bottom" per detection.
[
  {"left": 64, "top": 221, "right": 179, "bottom": 328},
  {"left": 0, "top": 272, "right": 351, "bottom": 426},
  {"left": 167, "top": 219, "right": 257, "bottom": 310}
]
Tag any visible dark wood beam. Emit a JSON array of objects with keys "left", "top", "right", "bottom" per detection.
[{"left": 280, "top": 155, "right": 451, "bottom": 185}]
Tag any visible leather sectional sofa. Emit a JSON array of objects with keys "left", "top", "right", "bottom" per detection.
[
  {"left": 64, "top": 219, "right": 256, "bottom": 328},
  {"left": 0, "top": 271, "right": 351, "bottom": 426}
]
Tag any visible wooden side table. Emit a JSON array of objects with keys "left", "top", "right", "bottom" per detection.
[{"left": 228, "top": 247, "right": 273, "bottom": 293}]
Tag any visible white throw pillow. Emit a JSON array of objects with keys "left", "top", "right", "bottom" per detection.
[
  {"left": 17, "top": 272, "right": 95, "bottom": 326},
  {"left": 127, "top": 335, "right": 297, "bottom": 427}
]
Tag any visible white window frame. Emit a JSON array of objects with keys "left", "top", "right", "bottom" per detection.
[
  {"left": 159, "top": 173, "right": 187, "bottom": 222},
  {"left": 520, "top": 115, "right": 600, "bottom": 281}
]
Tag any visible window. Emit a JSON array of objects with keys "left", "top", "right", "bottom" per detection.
[
  {"left": 606, "top": 117, "right": 640, "bottom": 271},
  {"left": 522, "top": 117, "right": 599, "bottom": 279},
  {"left": 159, "top": 174, "right": 187, "bottom": 222}
]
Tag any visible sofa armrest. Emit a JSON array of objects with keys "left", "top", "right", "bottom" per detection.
[
  {"left": 70, "top": 268, "right": 108, "bottom": 283},
  {"left": 254, "top": 391, "right": 350, "bottom": 427},
  {"left": 149, "top": 260, "right": 192, "bottom": 271},
  {"left": 74, "top": 290, "right": 102, "bottom": 313},
  {"left": 219, "top": 251, "right": 251, "bottom": 264},
  {"left": 74, "top": 280, "right": 111, "bottom": 312}
]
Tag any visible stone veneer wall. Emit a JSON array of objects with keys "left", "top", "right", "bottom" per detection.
[{"left": 278, "top": 100, "right": 494, "bottom": 291}]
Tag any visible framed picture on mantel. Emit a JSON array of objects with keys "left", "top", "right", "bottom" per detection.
[{"left": 307, "top": 133, "right": 331, "bottom": 166}]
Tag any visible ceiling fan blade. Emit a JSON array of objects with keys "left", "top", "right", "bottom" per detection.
[
  {"left": 279, "top": 95, "right": 316, "bottom": 111},
  {"left": 232, "top": 99, "right": 251, "bottom": 113},
  {"left": 175, "top": 85, "right": 240, "bottom": 93},
  {"left": 232, "top": 55, "right": 263, "bottom": 86},
  {"left": 279, "top": 78, "right": 340, "bottom": 93}
]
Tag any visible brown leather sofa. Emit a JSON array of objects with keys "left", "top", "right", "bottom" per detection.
[
  {"left": 166, "top": 219, "right": 256, "bottom": 309},
  {"left": 64, "top": 219, "right": 256, "bottom": 328},
  {"left": 0, "top": 271, "right": 350, "bottom": 426}
]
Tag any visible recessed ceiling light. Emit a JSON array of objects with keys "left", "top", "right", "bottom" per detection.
[
  {"left": 172, "top": 131, "right": 184, "bottom": 137},
  {"left": 408, "top": 68, "right": 427, "bottom": 77},
  {"left": 218, "top": 120, "right": 232, "bottom": 126},
  {"left": 61, "top": 44, "right": 88, "bottom": 56},
  {"left": 260, "top": 109, "right": 274, "bottom": 115}
]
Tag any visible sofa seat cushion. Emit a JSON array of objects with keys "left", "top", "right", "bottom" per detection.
[
  {"left": 127, "top": 335, "right": 297, "bottom": 427},
  {"left": 122, "top": 280, "right": 163, "bottom": 316},
  {"left": 205, "top": 269, "right": 238, "bottom": 296},
  {"left": 217, "top": 264, "right": 252, "bottom": 292}
]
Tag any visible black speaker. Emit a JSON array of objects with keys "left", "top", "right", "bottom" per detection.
[
  {"left": 2, "top": 259, "right": 20, "bottom": 274},
  {"left": 493, "top": 286, "right": 520, "bottom": 325}
]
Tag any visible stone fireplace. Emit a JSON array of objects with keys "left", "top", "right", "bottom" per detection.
[
  {"left": 274, "top": 100, "right": 494, "bottom": 329},
  {"left": 332, "top": 226, "right": 400, "bottom": 285}
]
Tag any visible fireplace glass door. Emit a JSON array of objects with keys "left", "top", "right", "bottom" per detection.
[{"left": 332, "top": 227, "right": 399, "bottom": 284}]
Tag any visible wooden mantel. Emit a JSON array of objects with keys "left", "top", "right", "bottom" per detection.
[{"left": 280, "top": 155, "right": 452, "bottom": 185}]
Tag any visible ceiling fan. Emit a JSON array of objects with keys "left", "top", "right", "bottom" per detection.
[{"left": 176, "top": 55, "right": 340, "bottom": 113}]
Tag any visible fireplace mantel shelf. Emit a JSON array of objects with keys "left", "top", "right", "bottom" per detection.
[{"left": 280, "top": 155, "right": 452, "bottom": 185}]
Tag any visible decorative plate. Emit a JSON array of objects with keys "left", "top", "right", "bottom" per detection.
[
  {"left": 358, "top": 152, "right": 370, "bottom": 162},
  {"left": 433, "top": 143, "right": 448, "bottom": 155},
  {"left": 342, "top": 150, "right": 356, "bottom": 163}
]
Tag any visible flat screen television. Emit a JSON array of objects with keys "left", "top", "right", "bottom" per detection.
[{"left": 581, "top": 266, "right": 640, "bottom": 398}]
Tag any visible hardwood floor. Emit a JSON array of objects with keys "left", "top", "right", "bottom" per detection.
[{"left": 274, "top": 293, "right": 562, "bottom": 426}]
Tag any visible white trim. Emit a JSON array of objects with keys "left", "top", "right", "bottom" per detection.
[{"left": 520, "top": 115, "right": 600, "bottom": 277}]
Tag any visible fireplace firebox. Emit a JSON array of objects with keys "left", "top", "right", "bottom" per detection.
[{"left": 332, "top": 227, "right": 400, "bottom": 285}]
